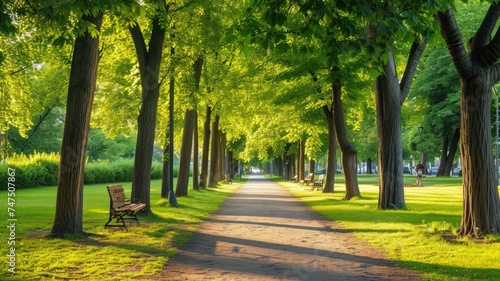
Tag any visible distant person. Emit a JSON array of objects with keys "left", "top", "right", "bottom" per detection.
[{"left": 415, "top": 163, "right": 424, "bottom": 186}]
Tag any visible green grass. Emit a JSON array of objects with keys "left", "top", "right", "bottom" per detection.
[
  {"left": 3, "top": 174, "right": 500, "bottom": 280},
  {"left": 0, "top": 178, "right": 241, "bottom": 281},
  {"left": 276, "top": 174, "right": 500, "bottom": 281}
]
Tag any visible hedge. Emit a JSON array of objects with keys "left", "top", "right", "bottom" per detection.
[{"left": 0, "top": 153, "right": 167, "bottom": 190}]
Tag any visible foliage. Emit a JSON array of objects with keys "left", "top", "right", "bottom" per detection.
[
  {"left": 7, "top": 107, "right": 65, "bottom": 155},
  {"left": 1, "top": 152, "right": 59, "bottom": 188},
  {"left": 86, "top": 129, "right": 136, "bottom": 162}
]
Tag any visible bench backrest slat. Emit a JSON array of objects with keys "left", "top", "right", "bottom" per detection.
[{"left": 107, "top": 184, "right": 127, "bottom": 209}]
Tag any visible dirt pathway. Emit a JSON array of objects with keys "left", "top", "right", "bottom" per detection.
[{"left": 159, "top": 175, "right": 421, "bottom": 280}]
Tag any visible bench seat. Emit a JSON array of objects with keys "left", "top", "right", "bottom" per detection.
[{"left": 105, "top": 184, "right": 146, "bottom": 231}]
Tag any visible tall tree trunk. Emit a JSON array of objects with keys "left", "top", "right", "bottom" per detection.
[
  {"left": 161, "top": 75, "right": 175, "bottom": 199},
  {"left": 309, "top": 159, "right": 315, "bottom": 176},
  {"left": 218, "top": 132, "right": 226, "bottom": 181},
  {"left": 437, "top": 134, "right": 450, "bottom": 176},
  {"left": 176, "top": 108, "right": 196, "bottom": 196},
  {"left": 200, "top": 105, "right": 211, "bottom": 188},
  {"left": 193, "top": 110, "right": 199, "bottom": 191},
  {"left": 191, "top": 56, "right": 203, "bottom": 191},
  {"left": 459, "top": 79, "right": 500, "bottom": 236},
  {"left": 161, "top": 144, "right": 171, "bottom": 198},
  {"left": 50, "top": 13, "right": 103, "bottom": 237},
  {"left": 322, "top": 105, "right": 336, "bottom": 193},
  {"left": 367, "top": 158, "right": 373, "bottom": 174},
  {"left": 375, "top": 49, "right": 405, "bottom": 210},
  {"left": 208, "top": 115, "right": 220, "bottom": 187},
  {"left": 332, "top": 83, "right": 360, "bottom": 200},
  {"left": 298, "top": 140, "right": 305, "bottom": 181},
  {"left": 437, "top": 5, "right": 500, "bottom": 236},
  {"left": 288, "top": 151, "right": 296, "bottom": 181},
  {"left": 283, "top": 147, "right": 289, "bottom": 180},
  {"left": 177, "top": 55, "right": 203, "bottom": 195},
  {"left": 443, "top": 128, "right": 460, "bottom": 175},
  {"left": 437, "top": 129, "right": 460, "bottom": 176},
  {"left": 130, "top": 16, "right": 166, "bottom": 213}
]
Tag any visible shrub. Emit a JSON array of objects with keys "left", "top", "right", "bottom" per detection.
[
  {"left": 0, "top": 152, "right": 60, "bottom": 189},
  {"left": 0, "top": 152, "right": 166, "bottom": 190}
]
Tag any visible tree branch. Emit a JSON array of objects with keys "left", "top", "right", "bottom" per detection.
[
  {"left": 475, "top": 3, "right": 500, "bottom": 67},
  {"left": 399, "top": 37, "right": 428, "bottom": 103},
  {"left": 472, "top": 2, "right": 500, "bottom": 51},
  {"left": 28, "top": 105, "right": 56, "bottom": 136},
  {"left": 435, "top": 7, "right": 472, "bottom": 79},
  {"left": 128, "top": 22, "right": 147, "bottom": 75}
]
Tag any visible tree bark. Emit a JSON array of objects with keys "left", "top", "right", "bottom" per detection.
[
  {"left": 192, "top": 109, "right": 199, "bottom": 191},
  {"left": 322, "top": 105, "right": 336, "bottom": 193},
  {"left": 437, "top": 5, "right": 500, "bottom": 236},
  {"left": 332, "top": 83, "right": 360, "bottom": 200},
  {"left": 218, "top": 132, "right": 226, "bottom": 181},
  {"left": 298, "top": 140, "right": 305, "bottom": 181},
  {"left": 208, "top": 115, "right": 220, "bottom": 187},
  {"left": 176, "top": 108, "right": 196, "bottom": 196},
  {"left": 200, "top": 105, "right": 212, "bottom": 188},
  {"left": 309, "top": 159, "right": 315, "bottom": 179},
  {"left": 283, "top": 147, "right": 289, "bottom": 180},
  {"left": 50, "top": 13, "right": 103, "bottom": 237},
  {"left": 367, "top": 158, "right": 373, "bottom": 174},
  {"left": 161, "top": 144, "right": 171, "bottom": 198},
  {"left": 130, "top": 16, "right": 166, "bottom": 213},
  {"left": 437, "top": 128, "right": 459, "bottom": 176},
  {"left": 161, "top": 75, "right": 175, "bottom": 199},
  {"left": 191, "top": 56, "right": 203, "bottom": 191},
  {"left": 177, "top": 55, "right": 203, "bottom": 195},
  {"left": 444, "top": 128, "right": 460, "bottom": 175},
  {"left": 375, "top": 49, "right": 405, "bottom": 210},
  {"left": 437, "top": 134, "right": 449, "bottom": 176}
]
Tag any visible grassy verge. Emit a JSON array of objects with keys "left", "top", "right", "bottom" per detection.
[
  {"left": 276, "top": 174, "right": 500, "bottom": 281},
  {"left": 0, "top": 178, "right": 241, "bottom": 280}
]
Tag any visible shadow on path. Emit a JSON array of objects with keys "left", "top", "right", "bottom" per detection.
[{"left": 160, "top": 175, "right": 422, "bottom": 281}]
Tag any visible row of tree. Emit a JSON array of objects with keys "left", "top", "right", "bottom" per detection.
[{"left": 2, "top": 0, "right": 500, "bottom": 238}]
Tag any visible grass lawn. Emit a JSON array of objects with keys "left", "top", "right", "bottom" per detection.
[
  {"left": 0, "top": 178, "right": 241, "bottom": 280},
  {"left": 2, "top": 174, "right": 500, "bottom": 280},
  {"left": 276, "top": 174, "right": 500, "bottom": 281}
]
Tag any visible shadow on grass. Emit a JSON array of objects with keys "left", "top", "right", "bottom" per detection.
[{"left": 400, "top": 260, "right": 500, "bottom": 280}]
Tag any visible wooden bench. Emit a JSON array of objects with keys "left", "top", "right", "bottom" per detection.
[
  {"left": 300, "top": 173, "right": 314, "bottom": 186},
  {"left": 105, "top": 184, "right": 146, "bottom": 231},
  {"left": 311, "top": 174, "right": 324, "bottom": 191}
]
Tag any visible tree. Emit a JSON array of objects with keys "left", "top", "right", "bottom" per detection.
[
  {"left": 436, "top": 2, "right": 500, "bottom": 236},
  {"left": 208, "top": 115, "right": 220, "bottom": 187},
  {"left": 176, "top": 56, "right": 203, "bottom": 196},
  {"left": 51, "top": 11, "right": 103, "bottom": 237},
  {"left": 129, "top": 2, "right": 168, "bottom": 213},
  {"left": 199, "top": 105, "right": 211, "bottom": 188},
  {"left": 352, "top": 0, "right": 437, "bottom": 209}
]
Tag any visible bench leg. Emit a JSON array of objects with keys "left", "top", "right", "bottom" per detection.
[{"left": 105, "top": 213, "right": 128, "bottom": 231}]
